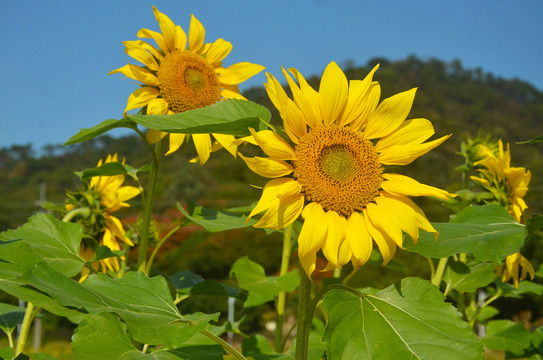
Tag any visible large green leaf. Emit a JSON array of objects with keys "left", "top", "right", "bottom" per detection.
[
  {"left": 442, "top": 261, "right": 496, "bottom": 295},
  {"left": 406, "top": 205, "right": 525, "bottom": 263},
  {"left": 322, "top": 277, "right": 483, "bottom": 359},
  {"left": 72, "top": 313, "right": 226, "bottom": 360},
  {"left": 0, "top": 302, "right": 26, "bottom": 334},
  {"left": 482, "top": 320, "right": 530, "bottom": 355},
  {"left": 20, "top": 264, "right": 217, "bottom": 348},
  {"left": 128, "top": 99, "right": 270, "bottom": 137},
  {"left": 76, "top": 161, "right": 148, "bottom": 181},
  {"left": 0, "top": 213, "right": 84, "bottom": 277},
  {"left": 65, "top": 118, "right": 136, "bottom": 145},
  {"left": 177, "top": 202, "right": 256, "bottom": 232},
  {"left": 230, "top": 257, "right": 299, "bottom": 307}
]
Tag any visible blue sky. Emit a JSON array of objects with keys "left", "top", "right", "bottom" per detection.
[{"left": 1, "top": 0, "right": 542, "bottom": 151}]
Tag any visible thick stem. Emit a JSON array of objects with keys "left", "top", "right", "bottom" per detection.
[
  {"left": 295, "top": 270, "right": 312, "bottom": 360},
  {"left": 431, "top": 257, "right": 448, "bottom": 287},
  {"left": 275, "top": 224, "right": 293, "bottom": 352},
  {"left": 137, "top": 139, "right": 165, "bottom": 274},
  {"left": 201, "top": 330, "right": 246, "bottom": 360},
  {"left": 15, "top": 302, "right": 35, "bottom": 355}
]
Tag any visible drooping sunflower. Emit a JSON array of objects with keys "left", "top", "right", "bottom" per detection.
[
  {"left": 240, "top": 62, "right": 453, "bottom": 277},
  {"left": 109, "top": 6, "right": 265, "bottom": 164},
  {"left": 470, "top": 141, "right": 535, "bottom": 287},
  {"left": 66, "top": 154, "right": 141, "bottom": 281}
]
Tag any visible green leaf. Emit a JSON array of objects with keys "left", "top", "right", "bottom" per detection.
[
  {"left": 525, "top": 214, "right": 543, "bottom": 244},
  {"left": 483, "top": 320, "right": 530, "bottom": 355},
  {"left": 87, "top": 245, "right": 123, "bottom": 264},
  {"left": 0, "top": 302, "right": 26, "bottom": 334},
  {"left": 0, "top": 347, "right": 14, "bottom": 360},
  {"left": 127, "top": 99, "right": 270, "bottom": 137},
  {"left": 170, "top": 270, "right": 241, "bottom": 298},
  {"left": 177, "top": 202, "right": 256, "bottom": 232},
  {"left": 65, "top": 118, "right": 136, "bottom": 145},
  {"left": 517, "top": 135, "right": 543, "bottom": 144},
  {"left": 406, "top": 205, "right": 525, "bottom": 263},
  {"left": 497, "top": 280, "right": 543, "bottom": 297},
  {"left": 322, "top": 277, "right": 483, "bottom": 359},
  {"left": 0, "top": 213, "right": 84, "bottom": 277},
  {"left": 443, "top": 261, "right": 496, "bottom": 295},
  {"left": 76, "top": 161, "right": 145, "bottom": 182},
  {"left": 20, "top": 264, "right": 218, "bottom": 348},
  {"left": 475, "top": 306, "right": 499, "bottom": 322},
  {"left": 230, "top": 257, "right": 299, "bottom": 307}
]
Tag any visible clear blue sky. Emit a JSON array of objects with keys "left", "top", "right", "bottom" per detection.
[{"left": 1, "top": 0, "right": 542, "bottom": 151}]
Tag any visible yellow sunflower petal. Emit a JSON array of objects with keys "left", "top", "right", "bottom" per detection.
[
  {"left": 288, "top": 67, "right": 321, "bottom": 129},
  {"left": 249, "top": 129, "right": 296, "bottom": 160},
  {"left": 124, "top": 87, "right": 159, "bottom": 115},
  {"left": 365, "top": 202, "right": 404, "bottom": 248},
  {"left": 364, "top": 88, "right": 417, "bottom": 140},
  {"left": 375, "top": 194, "right": 419, "bottom": 243},
  {"left": 239, "top": 154, "right": 293, "bottom": 178},
  {"left": 346, "top": 212, "right": 373, "bottom": 268},
  {"left": 221, "top": 87, "right": 246, "bottom": 100},
  {"left": 248, "top": 178, "right": 301, "bottom": 219},
  {"left": 350, "top": 82, "right": 381, "bottom": 132},
  {"left": 219, "top": 62, "right": 265, "bottom": 86},
  {"left": 321, "top": 210, "right": 349, "bottom": 268},
  {"left": 339, "top": 64, "right": 379, "bottom": 128},
  {"left": 282, "top": 67, "right": 318, "bottom": 129},
  {"left": 206, "top": 38, "right": 233, "bottom": 66},
  {"left": 297, "top": 203, "right": 327, "bottom": 277},
  {"left": 146, "top": 129, "right": 168, "bottom": 144},
  {"left": 166, "top": 133, "right": 187, "bottom": 155},
  {"left": 175, "top": 25, "right": 187, "bottom": 50},
  {"left": 190, "top": 134, "right": 212, "bottom": 165},
  {"left": 108, "top": 63, "right": 158, "bottom": 87},
  {"left": 392, "top": 195, "right": 438, "bottom": 241},
  {"left": 381, "top": 173, "right": 452, "bottom": 200},
  {"left": 211, "top": 134, "right": 237, "bottom": 157},
  {"left": 319, "top": 61, "right": 348, "bottom": 126},
  {"left": 117, "top": 186, "right": 141, "bottom": 203},
  {"left": 137, "top": 28, "right": 167, "bottom": 53},
  {"left": 375, "top": 118, "right": 435, "bottom": 151},
  {"left": 280, "top": 97, "right": 307, "bottom": 144},
  {"left": 189, "top": 14, "right": 205, "bottom": 54},
  {"left": 123, "top": 40, "right": 160, "bottom": 71},
  {"left": 363, "top": 208, "right": 397, "bottom": 265},
  {"left": 152, "top": 6, "right": 176, "bottom": 52},
  {"left": 147, "top": 98, "right": 169, "bottom": 115},
  {"left": 253, "top": 193, "right": 304, "bottom": 230},
  {"left": 378, "top": 134, "right": 451, "bottom": 165}
]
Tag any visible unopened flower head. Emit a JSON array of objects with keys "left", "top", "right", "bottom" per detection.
[
  {"left": 240, "top": 62, "right": 453, "bottom": 278},
  {"left": 66, "top": 154, "right": 140, "bottom": 281},
  {"left": 109, "top": 6, "right": 264, "bottom": 164}
]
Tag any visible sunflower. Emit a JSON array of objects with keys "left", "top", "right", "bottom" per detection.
[
  {"left": 70, "top": 154, "right": 141, "bottom": 281},
  {"left": 470, "top": 141, "right": 534, "bottom": 287},
  {"left": 240, "top": 62, "right": 453, "bottom": 277},
  {"left": 109, "top": 6, "right": 265, "bottom": 164}
]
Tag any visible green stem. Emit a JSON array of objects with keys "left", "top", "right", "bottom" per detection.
[
  {"left": 7, "top": 330, "right": 14, "bottom": 348},
  {"left": 145, "top": 224, "right": 183, "bottom": 275},
  {"left": 431, "top": 257, "right": 448, "bottom": 287},
  {"left": 138, "top": 139, "right": 165, "bottom": 274},
  {"left": 201, "top": 330, "right": 246, "bottom": 360},
  {"left": 427, "top": 258, "right": 436, "bottom": 281},
  {"left": 15, "top": 302, "right": 36, "bottom": 355},
  {"left": 275, "top": 224, "right": 293, "bottom": 353},
  {"left": 295, "top": 269, "right": 312, "bottom": 360}
]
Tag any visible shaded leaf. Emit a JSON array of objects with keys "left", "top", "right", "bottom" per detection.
[
  {"left": 517, "top": 135, "right": 543, "bottom": 144},
  {"left": 482, "top": 320, "right": 530, "bottom": 355},
  {"left": 406, "top": 205, "right": 525, "bottom": 263},
  {"left": 0, "top": 213, "right": 84, "bottom": 277},
  {"left": 443, "top": 261, "right": 496, "bottom": 294},
  {"left": 230, "top": 257, "right": 299, "bottom": 307},
  {"left": 76, "top": 161, "right": 146, "bottom": 181},
  {"left": 177, "top": 202, "right": 256, "bottom": 232},
  {"left": 497, "top": 280, "right": 543, "bottom": 298},
  {"left": 65, "top": 118, "right": 136, "bottom": 145},
  {"left": 87, "top": 245, "right": 123, "bottom": 264},
  {"left": 128, "top": 99, "right": 270, "bottom": 137},
  {"left": 20, "top": 264, "right": 217, "bottom": 348},
  {"left": 0, "top": 347, "right": 14, "bottom": 360},
  {"left": 170, "top": 271, "right": 241, "bottom": 298},
  {"left": 0, "top": 302, "right": 26, "bottom": 333},
  {"left": 322, "top": 277, "right": 483, "bottom": 359}
]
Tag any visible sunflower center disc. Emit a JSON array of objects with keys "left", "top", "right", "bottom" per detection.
[
  {"left": 158, "top": 50, "right": 221, "bottom": 113},
  {"left": 294, "top": 126, "right": 383, "bottom": 216}
]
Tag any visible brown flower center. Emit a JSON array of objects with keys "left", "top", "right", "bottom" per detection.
[
  {"left": 294, "top": 126, "right": 383, "bottom": 216},
  {"left": 157, "top": 50, "right": 221, "bottom": 113}
]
